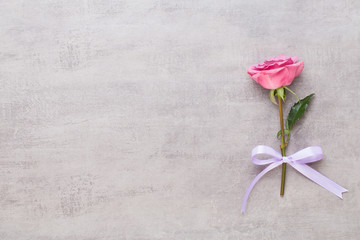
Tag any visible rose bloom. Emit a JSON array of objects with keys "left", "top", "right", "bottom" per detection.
[{"left": 247, "top": 55, "right": 304, "bottom": 89}]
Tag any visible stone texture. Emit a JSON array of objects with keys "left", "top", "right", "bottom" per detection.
[{"left": 0, "top": 0, "right": 359, "bottom": 239}]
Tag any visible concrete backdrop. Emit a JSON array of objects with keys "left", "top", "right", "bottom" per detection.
[{"left": 0, "top": 0, "right": 359, "bottom": 239}]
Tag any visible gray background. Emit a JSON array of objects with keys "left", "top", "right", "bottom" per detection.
[{"left": 0, "top": 0, "right": 359, "bottom": 239}]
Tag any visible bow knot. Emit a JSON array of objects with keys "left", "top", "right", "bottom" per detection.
[
  {"left": 282, "top": 156, "right": 293, "bottom": 163},
  {"left": 241, "top": 145, "right": 347, "bottom": 214}
]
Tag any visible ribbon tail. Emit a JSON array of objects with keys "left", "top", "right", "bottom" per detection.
[
  {"left": 241, "top": 162, "right": 282, "bottom": 214},
  {"left": 290, "top": 163, "right": 348, "bottom": 198}
]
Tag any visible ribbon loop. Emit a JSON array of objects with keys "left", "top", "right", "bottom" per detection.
[
  {"left": 241, "top": 145, "right": 347, "bottom": 214},
  {"left": 251, "top": 145, "right": 283, "bottom": 165}
]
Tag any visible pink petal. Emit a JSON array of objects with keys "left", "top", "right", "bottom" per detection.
[
  {"left": 295, "top": 61, "right": 304, "bottom": 76},
  {"left": 251, "top": 67, "right": 289, "bottom": 89}
]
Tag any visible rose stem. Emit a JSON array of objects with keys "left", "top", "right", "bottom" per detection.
[{"left": 278, "top": 94, "right": 286, "bottom": 196}]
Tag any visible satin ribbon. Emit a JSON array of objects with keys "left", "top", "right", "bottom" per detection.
[{"left": 241, "top": 145, "right": 347, "bottom": 213}]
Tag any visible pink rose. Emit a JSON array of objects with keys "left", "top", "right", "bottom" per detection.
[{"left": 247, "top": 55, "right": 304, "bottom": 89}]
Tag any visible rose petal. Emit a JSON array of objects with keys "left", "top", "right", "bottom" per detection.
[
  {"left": 294, "top": 61, "right": 304, "bottom": 77},
  {"left": 251, "top": 67, "right": 289, "bottom": 89},
  {"left": 247, "top": 64, "right": 261, "bottom": 76},
  {"left": 291, "top": 56, "right": 298, "bottom": 63}
]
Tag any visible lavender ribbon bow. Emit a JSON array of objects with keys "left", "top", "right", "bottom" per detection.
[{"left": 241, "top": 145, "right": 347, "bottom": 213}]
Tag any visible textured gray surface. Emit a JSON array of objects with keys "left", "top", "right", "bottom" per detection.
[{"left": 0, "top": 0, "right": 359, "bottom": 239}]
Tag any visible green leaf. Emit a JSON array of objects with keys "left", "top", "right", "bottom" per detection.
[
  {"left": 269, "top": 89, "right": 277, "bottom": 105},
  {"left": 286, "top": 93, "right": 315, "bottom": 130},
  {"left": 277, "top": 129, "right": 290, "bottom": 139},
  {"left": 285, "top": 117, "right": 289, "bottom": 130}
]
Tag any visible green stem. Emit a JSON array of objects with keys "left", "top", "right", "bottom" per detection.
[{"left": 278, "top": 94, "right": 287, "bottom": 196}]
